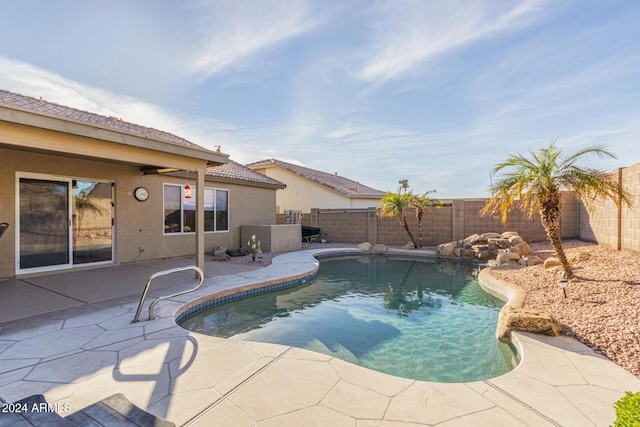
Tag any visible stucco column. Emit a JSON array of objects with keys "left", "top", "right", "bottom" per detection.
[
  {"left": 195, "top": 167, "right": 206, "bottom": 271},
  {"left": 368, "top": 207, "right": 378, "bottom": 244},
  {"left": 452, "top": 199, "right": 465, "bottom": 241},
  {"left": 310, "top": 208, "right": 319, "bottom": 227},
  {"left": 616, "top": 167, "right": 623, "bottom": 251}
]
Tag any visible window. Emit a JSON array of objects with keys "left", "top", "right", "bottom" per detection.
[
  {"left": 215, "top": 189, "right": 229, "bottom": 231},
  {"left": 164, "top": 184, "right": 229, "bottom": 234}
]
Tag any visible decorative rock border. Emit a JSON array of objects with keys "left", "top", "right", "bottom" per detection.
[
  {"left": 478, "top": 267, "right": 561, "bottom": 342},
  {"left": 436, "top": 231, "right": 545, "bottom": 266}
]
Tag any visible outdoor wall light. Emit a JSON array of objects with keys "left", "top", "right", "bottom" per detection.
[{"left": 558, "top": 279, "right": 568, "bottom": 298}]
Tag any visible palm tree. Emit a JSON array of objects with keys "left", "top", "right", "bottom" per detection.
[
  {"left": 378, "top": 190, "right": 417, "bottom": 247},
  {"left": 412, "top": 191, "right": 442, "bottom": 248},
  {"left": 482, "top": 141, "right": 631, "bottom": 279}
]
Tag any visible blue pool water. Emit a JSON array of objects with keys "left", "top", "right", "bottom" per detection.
[{"left": 179, "top": 255, "right": 518, "bottom": 382}]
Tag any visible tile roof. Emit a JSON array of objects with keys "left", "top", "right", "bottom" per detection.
[
  {"left": 207, "top": 159, "right": 285, "bottom": 189},
  {"left": 0, "top": 89, "right": 204, "bottom": 150},
  {"left": 246, "top": 158, "right": 385, "bottom": 198},
  {"left": 0, "top": 89, "right": 282, "bottom": 190}
]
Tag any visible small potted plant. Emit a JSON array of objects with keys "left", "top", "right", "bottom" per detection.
[{"left": 248, "top": 235, "right": 262, "bottom": 262}]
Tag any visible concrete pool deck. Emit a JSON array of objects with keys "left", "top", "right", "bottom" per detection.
[{"left": 1, "top": 248, "right": 639, "bottom": 426}]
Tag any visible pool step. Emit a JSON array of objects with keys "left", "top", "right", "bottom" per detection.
[
  {"left": 306, "top": 339, "right": 359, "bottom": 365},
  {"left": 330, "top": 343, "right": 359, "bottom": 365}
]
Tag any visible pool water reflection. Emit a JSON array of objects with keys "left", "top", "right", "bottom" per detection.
[{"left": 179, "top": 255, "right": 518, "bottom": 382}]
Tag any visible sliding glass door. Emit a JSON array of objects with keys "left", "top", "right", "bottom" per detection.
[
  {"left": 17, "top": 174, "right": 114, "bottom": 273},
  {"left": 19, "top": 178, "right": 70, "bottom": 269}
]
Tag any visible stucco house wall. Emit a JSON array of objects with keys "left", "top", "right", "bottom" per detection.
[
  {"left": 249, "top": 160, "right": 384, "bottom": 213},
  {"left": 0, "top": 89, "right": 283, "bottom": 280},
  {"left": 256, "top": 167, "right": 377, "bottom": 212},
  {"left": 0, "top": 147, "right": 279, "bottom": 279}
]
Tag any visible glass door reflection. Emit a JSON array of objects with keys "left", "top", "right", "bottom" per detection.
[
  {"left": 19, "top": 178, "right": 70, "bottom": 269},
  {"left": 72, "top": 180, "right": 113, "bottom": 264}
]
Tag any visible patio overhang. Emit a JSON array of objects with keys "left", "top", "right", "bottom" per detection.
[
  {"left": 0, "top": 104, "right": 229, "bottom": 170},
  {"left": 1, "top": 101, "right": 228, "bottom": 274}
]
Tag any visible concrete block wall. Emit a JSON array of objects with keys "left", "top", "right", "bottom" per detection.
[
  {"left": 579, "top": 165, "right": 640, "bottom": 253},
  {"left": 299, "top": 194, "right": 582, "bottom": 247},
  {"left": 276, "top": 162, "right": 640, "bottom": 255},
  {"left": 621, "top": 164, "right": 640, "bottom": 253},
  {"left": 240, "top": 224, "right": 301, "bottom": 253},
  {"left": 307, "top": 209, "right": 370, "bottom": 243}
]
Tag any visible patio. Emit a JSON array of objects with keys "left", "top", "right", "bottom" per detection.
[{"left": 1, "top": 249, "right": 639, "bottom": 426}]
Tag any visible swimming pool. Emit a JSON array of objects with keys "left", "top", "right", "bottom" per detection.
[{"left": 179, "top": 255, "right": 518, "bottom": 382}]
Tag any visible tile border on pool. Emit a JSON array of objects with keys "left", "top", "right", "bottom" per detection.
[
  {"left": 175, "top": 251, "right": 363, "bottom": 324},
  {"left": 175, "top": 271, "right": 319, "bottom": 323}
]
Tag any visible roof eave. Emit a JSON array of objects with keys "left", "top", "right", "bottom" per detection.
[
  {"left": 205, "top": 175, "right": 286, "bottom": 189},
  {"left": 0, "top": 103, "right": 229, "bottom": 165}
]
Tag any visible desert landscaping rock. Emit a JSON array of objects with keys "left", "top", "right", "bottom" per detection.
[
  {"left": 496, "top": 252, "right": 520, "bottom": 265},
  {"left": 437, "top": 231, "right": 533, "bottom": 263},
  {"left": 491, "top": 240, "right": 640, "bottom": 378},
  {"left": 402, "top": 241, "right": 415, "bottom": 250},
  {"left": 358, "top": 242, "right": 372, "bottom": 252},
  {"left": 543, "top": 256, "right": 563, "bottom": 270},
  {"left": 497, "top": 306, "right": 562, "bottom": 342},
  {"left": 371, "top": 244, "right": 388, "bottom": 254},
  {"left": 518, "top": 255, "right": 543, "bottom": 266},
  {"left": 436, "top": 241, "right": 457, "bottom": 257},
  {"left": 509, "top": 241, "right": 531, "bottom": 256}
]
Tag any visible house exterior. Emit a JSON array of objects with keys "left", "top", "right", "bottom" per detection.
[
  {"left": 247, "top": 158, "right": 385, "bottom": 213},
  {"left": 0, "top": 89, "right": 284, "bottom": 280}
]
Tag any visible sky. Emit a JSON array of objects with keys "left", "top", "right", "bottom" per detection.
[{"left": 1, "top": 0, "right": 639, "bottom": 198}]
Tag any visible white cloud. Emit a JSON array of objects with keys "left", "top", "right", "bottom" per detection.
[
  {"left": 357, "top": 0, "right": 547, "bottom": 85},
  {"left": 0, "top": 56, "right": 184, "bottom": 129},
  {"left": 0, "top": 56, "right": 240, "bottom": 152},
  {"left": 189, "top": 0, "right": 320, "bottom": 79}
]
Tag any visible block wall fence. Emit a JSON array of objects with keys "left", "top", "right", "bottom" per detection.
[{"left": 276, "top": 163, "right": 639, "bottom": 254}]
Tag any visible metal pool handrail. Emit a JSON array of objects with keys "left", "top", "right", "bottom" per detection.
[{"left": 131, "top": 265, "right": 204, "bottom": 323}]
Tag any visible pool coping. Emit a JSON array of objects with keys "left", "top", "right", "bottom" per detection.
[
  {"left": 1, "top": 247, "right": 639, "bottom": 426},
  {"left": 166, "top": 247, "right": 640, "bottom": 426}
]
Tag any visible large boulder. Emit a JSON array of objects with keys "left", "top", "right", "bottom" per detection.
[
  {"left": 497, "top": 306, "right": 562, "bottom": 342},
  {"left": 496, "top": 252, "right": 521, "bottom": 265},
  {"left": 214, "top": 253, "right": 231, "bottom": 262},
  {"left": 358, "top": 242, "right": 372, "bottom": 252},
  {"left": 455, "top": 247, "right": 476, "bottom": 259},
  {"left": 227, "top": 247, "right": 250, "bottom": 257},
  {"left": 570, "top": 252, "right": 591, "bottom": 263},
  {"left": 543, "top": 257, "right": 563, "bottom": 270},
  {"left": 480, "top": 232, "right": 502, "bottom": 241},
  {"left": 508, "top": 235, "right": 524, "bottom": 245},
  {"left": 487, "top": 238, "right": 510, "bottom": 250},
  {"left": 402, "top": 241, "right": 415, "bottom": 250},
  {"left": 476, "top": 249, "right": 498, "bottom": 260},
  {"left": 212, "top": 245, "right": 227, "bottom": 256},
  {"left": 509, "top": 241, "right": 531, "bottom": 257},
  {"left": 500, "top": 231, "right": 520, "bottom": 239},
  {"left": 463, "top": 234, "right": 480, "bottom": 247},
  {"left": 519, "top": 255, "right": 543, "bottom": 266},
  {"left": 437, "top": 241, "right": 458, "bottom": 257},
  {"left": 371, "top": 244, "right": 388, "bottom": 254}
]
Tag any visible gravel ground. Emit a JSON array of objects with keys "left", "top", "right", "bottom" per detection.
[
  {"left": 228, "top": 240, "right": 640, "bottom": 378},
  {"left": 490, "top": 240, "right": 640, "bottom": 378}
]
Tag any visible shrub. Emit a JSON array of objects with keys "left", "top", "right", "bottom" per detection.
[{"left": 612, "top": 392, "right": 640, "bottom": 427}]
